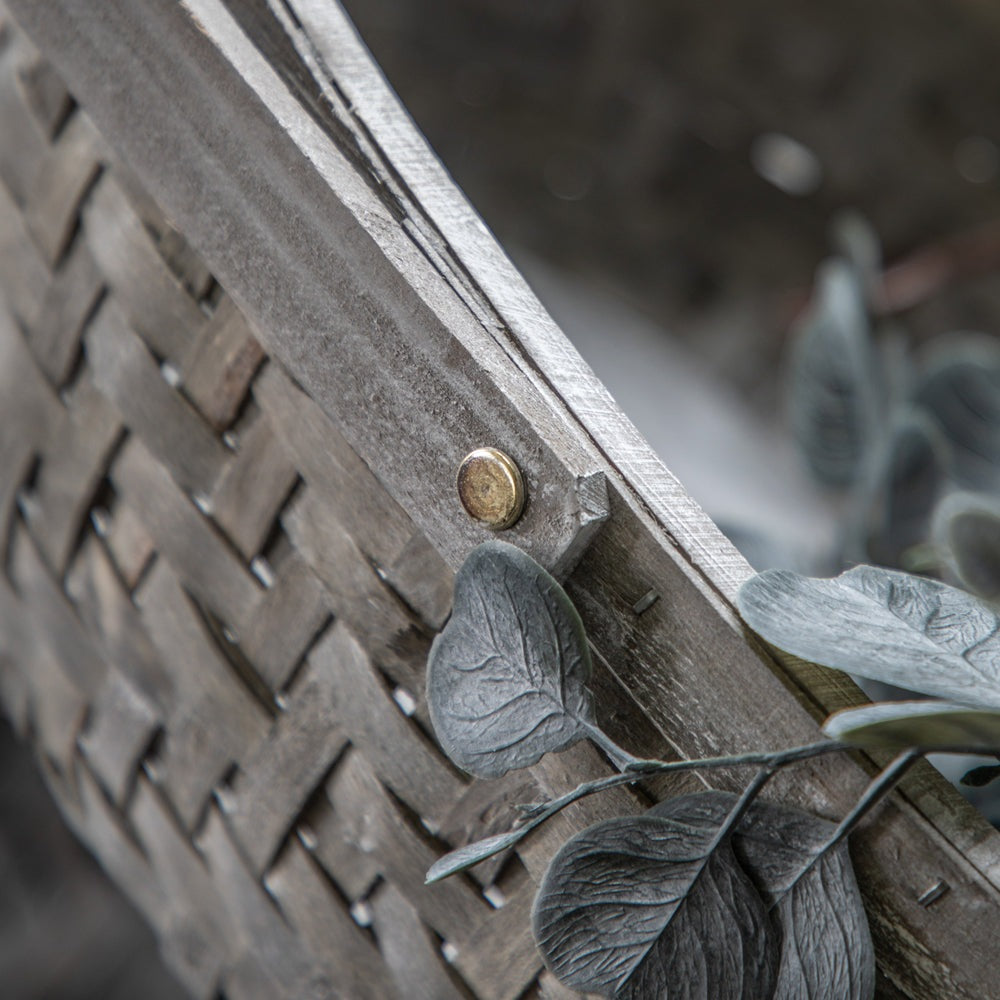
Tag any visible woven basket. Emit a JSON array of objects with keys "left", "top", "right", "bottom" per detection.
[
  {"left": 3, "top": 3, "right": 1000, "bottom": 999},
  {"left": 0, "top": 7, "right": 615, "bottom": 998}
]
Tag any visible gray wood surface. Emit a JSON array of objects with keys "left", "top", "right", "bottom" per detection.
[
  {"left": 10, "top": 0, "right": 609, "bottom": 578},
  {"left": 3, "top": 0, "right": 1000, "bottom": 997}
]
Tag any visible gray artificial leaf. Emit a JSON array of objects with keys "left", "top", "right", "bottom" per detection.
[
  {"left": 788, "top": 257, "right": 880, "bottom": 487},
  {"left": 913, "top": 340, "right": 1000, "bottom": 492},
  {"left": 860, "top": 411, "right": 947, "bottom": 568},
  {"left": 652, "top": 792, "right": 874, "bottom": 1000},
  {"left": 427, "top": 540, "right": 594, "bottom": 779},
  {"left": 532, "top": 814, "right": 778, "bottom": 999},
  {"left": 830, "top": 210, "right": 881, "bottom": 306},
  {"left": 961, "top": 763, "right": 1000, "bottom": 787},
  {"left": 932, "top": 492, "right": 1000, "bottom": 602},
  {"left": 425, "top": 829, "right": 524, "bottom": 884},
  {"left": 824, "top": 700, "right": 1000, "bottom": 750},
  {"left": 738, "top": 564, "right": 1000, "bottom": 709},
  {"left": 874, "top": 322, "right": 915, "bottom": 415}
]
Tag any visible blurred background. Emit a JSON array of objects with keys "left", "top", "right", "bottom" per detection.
[
  {"left": 339, "top": 0, "right": 1000, "bottom": 557},
  {"left": 6, "top": 0, "right": 1000, "bottom": 994}
]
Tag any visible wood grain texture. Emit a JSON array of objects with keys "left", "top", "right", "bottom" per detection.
[
  {"left": 15, "top": 0, "right": 608, "bottom": 575},
  {"left": 264, "top": 840, "right": 396, "bottom": 1000},
  {"left": 210, "top": 410, "right": 297, "bottom": 560},
  {"left": 223, "top": 655, "right": 348, "bottom": 875},
  {"left": 82, "top": 174, "right": 207, "bottom": 359},
  {"left": 23, "top": 370, "right": 121, "bottom": 574},
  {"left": 0, "top": 1, "right": 998, "bottom": 998},
  {"left": 0, "top": 27, "right": 50, "bottom": 205},
  {"left": 235, "top": 550, "right": 329, "bottom": 691},
  {"left": 28, "top": 235, "right": 102, "bottom": 385},
  {"left": 87, "top": 298, "right": 230, "bottom": 499},
  {"left": 24, "top": 110, "right": 103, "bottom": 265},
  {"left": 180, "top": 296, "right": 265, "bottom": 431},
  {"left": 0, "top": 177, "right": 47, "bottom": 328},
  {"left": 14, "top": 50, "right": 71, "bottom": 141},
  {"left": 135, "top": 560, "right": 271, "bottom": 829},
  {"left": 129, "top": 778, "right": 230, "bottom": 997},
  {"left": 281, "top": 0, "right": 745, "bottom": 590},
  {"left": 368, "top": 881, "right": 468, "bottom": 1000},
  {"left": 110, "top": 437, "right": 259, "bottom": 628}
]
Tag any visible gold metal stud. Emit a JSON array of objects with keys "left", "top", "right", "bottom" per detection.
[{"left": 456, "top": 447, "right": 525, "bottom": 530}]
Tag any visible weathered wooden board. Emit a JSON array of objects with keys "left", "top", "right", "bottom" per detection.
[
  {"left": 2, "top": 1, "right": 1000, "bottom": 998},
  {"left": 9, "top": 0, "right": 609, "bottom": 578}
]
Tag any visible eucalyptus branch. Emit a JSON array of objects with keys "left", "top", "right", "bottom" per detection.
[
  {"left": 823, "top": 748, "right": 922, "bottom": 849},
  {"left": 425, "top": 739, "right": 843, "bottom": 883},
  {"left": 583, "top": 720, "right": 643, "bottom": 771},
  {"left": 774, "top": 749, "right": 922, "bottom": 907},
  {"left": 624, "top": 739, "right": 844, "bottom": 776},
  {"left": 706, "top": 764, "right": 780, "bottom": 854},
  {"left": 425, "top": 541, "right": 999, "bottom": 997}
]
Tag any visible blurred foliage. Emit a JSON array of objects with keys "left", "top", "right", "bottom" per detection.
[
  {"left": 781, "top": 213, "right": 1000, "bottom": 593},
  {"left": 345, "top": 0, "right": 1000, "bottom": 400}
]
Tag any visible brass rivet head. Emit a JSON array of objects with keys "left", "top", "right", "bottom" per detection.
[{"left": 457, "top": 448, "right": 525, "bottom": 530}]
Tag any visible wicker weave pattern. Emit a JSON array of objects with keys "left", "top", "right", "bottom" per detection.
[{"left": 0, "top": 16, "right": 624, "bottom": 999}]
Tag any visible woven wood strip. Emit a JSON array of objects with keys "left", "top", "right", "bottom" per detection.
[
  {"left": 24, "top": 111, "right": 102, "bottom": 266},
  {"left": 0, "top": 14, "right": 622, "bottom": 999}
]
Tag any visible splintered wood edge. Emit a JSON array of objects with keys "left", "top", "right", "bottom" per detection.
[{"left": 282, "top": 0, "right": 749, "bottom": 595}]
